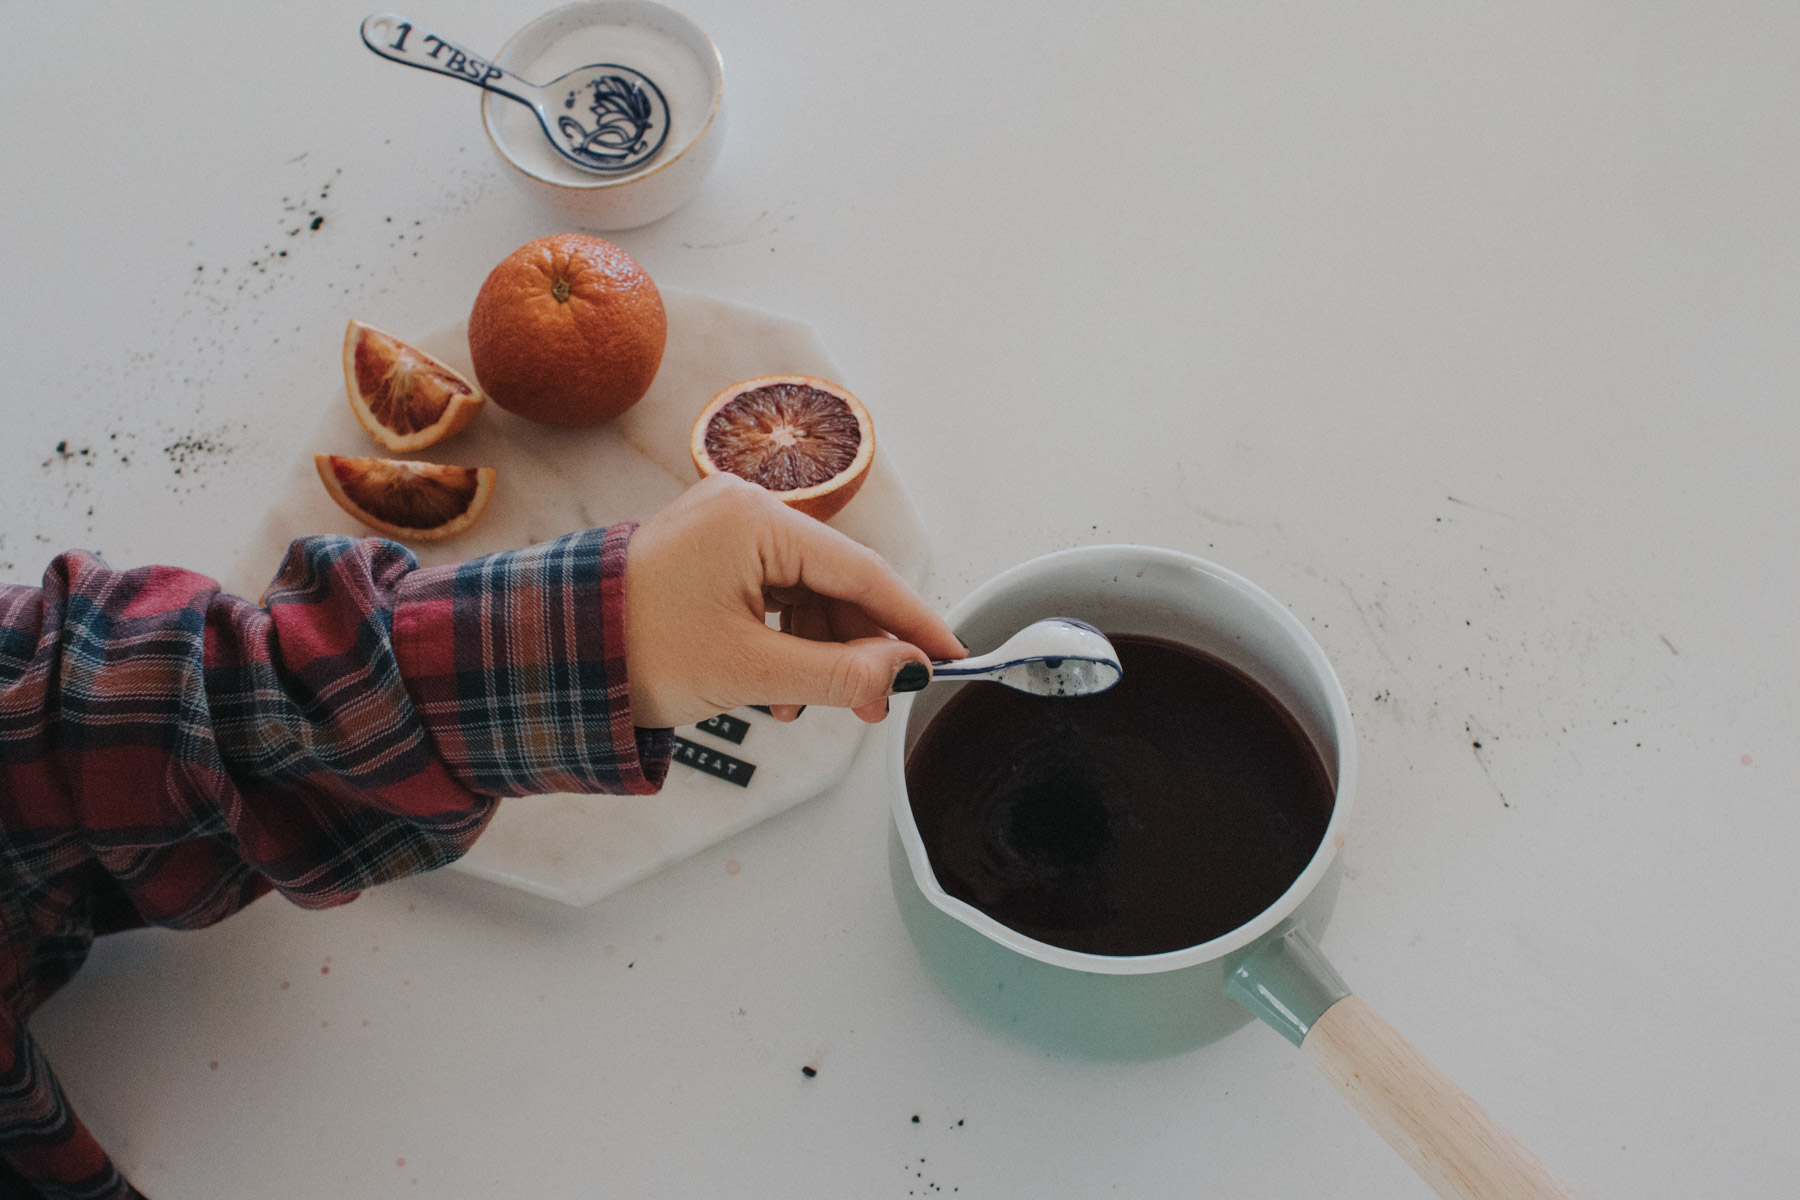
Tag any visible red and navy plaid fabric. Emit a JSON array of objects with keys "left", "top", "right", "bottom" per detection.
[{"left": 0, "top": 526, "right": 670, "bottom": 1199}]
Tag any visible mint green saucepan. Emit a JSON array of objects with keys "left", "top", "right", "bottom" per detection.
[{"left": 887, "top": 545, "right": 1581, "bottom": 1200}]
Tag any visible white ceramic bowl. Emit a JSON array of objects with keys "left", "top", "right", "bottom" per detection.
[
  {"left": 887, "top": 545, "right": 1357, "bottom": 975},
  {"left": 482, "top": 1, "right": 725, "bottom": 230}
]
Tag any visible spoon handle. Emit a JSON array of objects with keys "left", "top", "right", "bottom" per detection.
[
  {"left": 360, "top": 14, "right": 537, "bottom": 105},
  {"left": 928, "top": 654, "right": 1004, "bottom": 678}
]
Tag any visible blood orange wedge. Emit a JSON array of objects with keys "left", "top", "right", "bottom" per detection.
[
  {"left": 343, "top": 320, "right": 485, "bottom": 452},
  {"left": 314, "top": 455, "right": 496, "bottom": 542},
  {"left": 690, "top": 376, "right": 875, "bottom": 522}
]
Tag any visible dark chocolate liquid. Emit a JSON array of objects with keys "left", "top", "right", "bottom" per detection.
[{"left": 905, "top": 635, "right": 1334, "bottom": 957}]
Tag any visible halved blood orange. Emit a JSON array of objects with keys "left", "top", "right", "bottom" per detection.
[
  {"left": 343, "top": 320, "right": 485, "bottom": 452},
  {"left": 314, "top": 454, "right": 496, "bottom": 542},
  {"left": 690, "top": 376, "right": 875, "bottom": 522}
]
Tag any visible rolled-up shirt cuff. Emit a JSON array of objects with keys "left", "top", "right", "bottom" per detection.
[{"left": 393, "top": 524, "right": 674, "bottom": 797}]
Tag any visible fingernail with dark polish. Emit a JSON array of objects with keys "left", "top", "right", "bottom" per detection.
[
  {"left": 795, "top": 705, "right": 807, "bottom": 717},
  {"left": 892, "top": 662, "right": 930, "bottom": 693}
]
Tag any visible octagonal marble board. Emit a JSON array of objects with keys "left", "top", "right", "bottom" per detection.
[{"left": 227, "top": 289, "right": 929, "bottom": 906}]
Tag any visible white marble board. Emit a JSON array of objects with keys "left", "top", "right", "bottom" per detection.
[{"left": 227, "top": 288, "right": 929, "bottom": 906}]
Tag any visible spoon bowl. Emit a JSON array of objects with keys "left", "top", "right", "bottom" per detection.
[{"left": 930, "top": 618, "right": 1122, "bottom": 697}]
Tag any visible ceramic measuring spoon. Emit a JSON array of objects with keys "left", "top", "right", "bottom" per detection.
[
  {"left": 361, "top": 14, "right": 670, "bottom": 174},
  {"left": 928, "top": 618, "right": 1121, "bottom": 697}
]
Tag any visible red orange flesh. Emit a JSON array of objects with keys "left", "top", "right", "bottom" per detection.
[
  {"left": 690, "top": 376, "right": 874, "bottom": 521},
  {"left": 342, "top": 321, "right": 484, "bottom": 452},
  {"left": 314, "top": 454, "right": 496, "bottom": 542}
]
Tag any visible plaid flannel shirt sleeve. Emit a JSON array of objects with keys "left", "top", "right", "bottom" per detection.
[
  {"left": 0, "top": 523, "right": 670, "bottom": 1200},
  {"left": 393, "top": 523, "right": 673, "bottom": 798},
  {"left": 213, "top": 522, "right": 671, "bottom": 908}
]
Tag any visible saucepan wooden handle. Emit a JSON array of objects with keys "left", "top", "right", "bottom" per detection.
[
  {"left": 1227, "top": 924, "right": 1581, "bottom": 1200},
  {"left": 1301, "top": 994, "right": 1581, "bottom": 1200}
]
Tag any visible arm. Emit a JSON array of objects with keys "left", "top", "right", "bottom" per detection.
[
  {"left": 0, "top": 524, "right": 669, "bottom": 927},
  {"left": 0, "top": 524, "right": 671, "bottom": 1197},
  {"left": 0, "top": 486, "right": 957, "bottom": 1198}
]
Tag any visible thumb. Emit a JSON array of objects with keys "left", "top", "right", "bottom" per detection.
[{"left": 745, "top": 627, "right": 930, "bottom": 717}]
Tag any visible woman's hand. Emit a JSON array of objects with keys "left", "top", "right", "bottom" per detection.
[{"left": 624, "top": 475, "right": 965, "bottom": 729}]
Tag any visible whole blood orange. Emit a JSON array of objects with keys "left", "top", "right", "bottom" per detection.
[
  {"left": 315, "top": 454, "right": 496, "bottom": 542},
  {"left": 343, "top": 320, "right": 485, "bottom": 452},
  {"left": 690, "top": 376, "right": 875, "bottom": 521},
  {"left": 467, "top": 233, "right": 666, "bottom": 427}
]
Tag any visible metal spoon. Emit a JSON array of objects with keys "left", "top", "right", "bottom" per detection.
[
  {"left": 360, "top": 14, "right": 670, "bottom": 175},
  {"left": 929, "top": 619, "right": 1122, "bottom": 697}
]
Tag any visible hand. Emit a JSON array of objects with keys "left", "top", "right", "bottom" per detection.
[{"left": 623, "top": 475, "right": 965, "bottom": 728}]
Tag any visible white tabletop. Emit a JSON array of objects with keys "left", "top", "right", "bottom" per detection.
[{"left": 3, "top": 2, "right": 1795, "bottom": 1196}]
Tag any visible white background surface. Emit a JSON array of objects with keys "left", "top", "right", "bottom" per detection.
[{"left": 2, "top": 2, "right": 1795, "bottom": 1196}]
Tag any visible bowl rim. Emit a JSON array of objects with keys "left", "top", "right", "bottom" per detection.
[
  {"left": 480, "top": 0, "right": 725, "bottom": 193},
  {"left": 886, "top": 543, "right": 1358, "bottom": 976}
]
